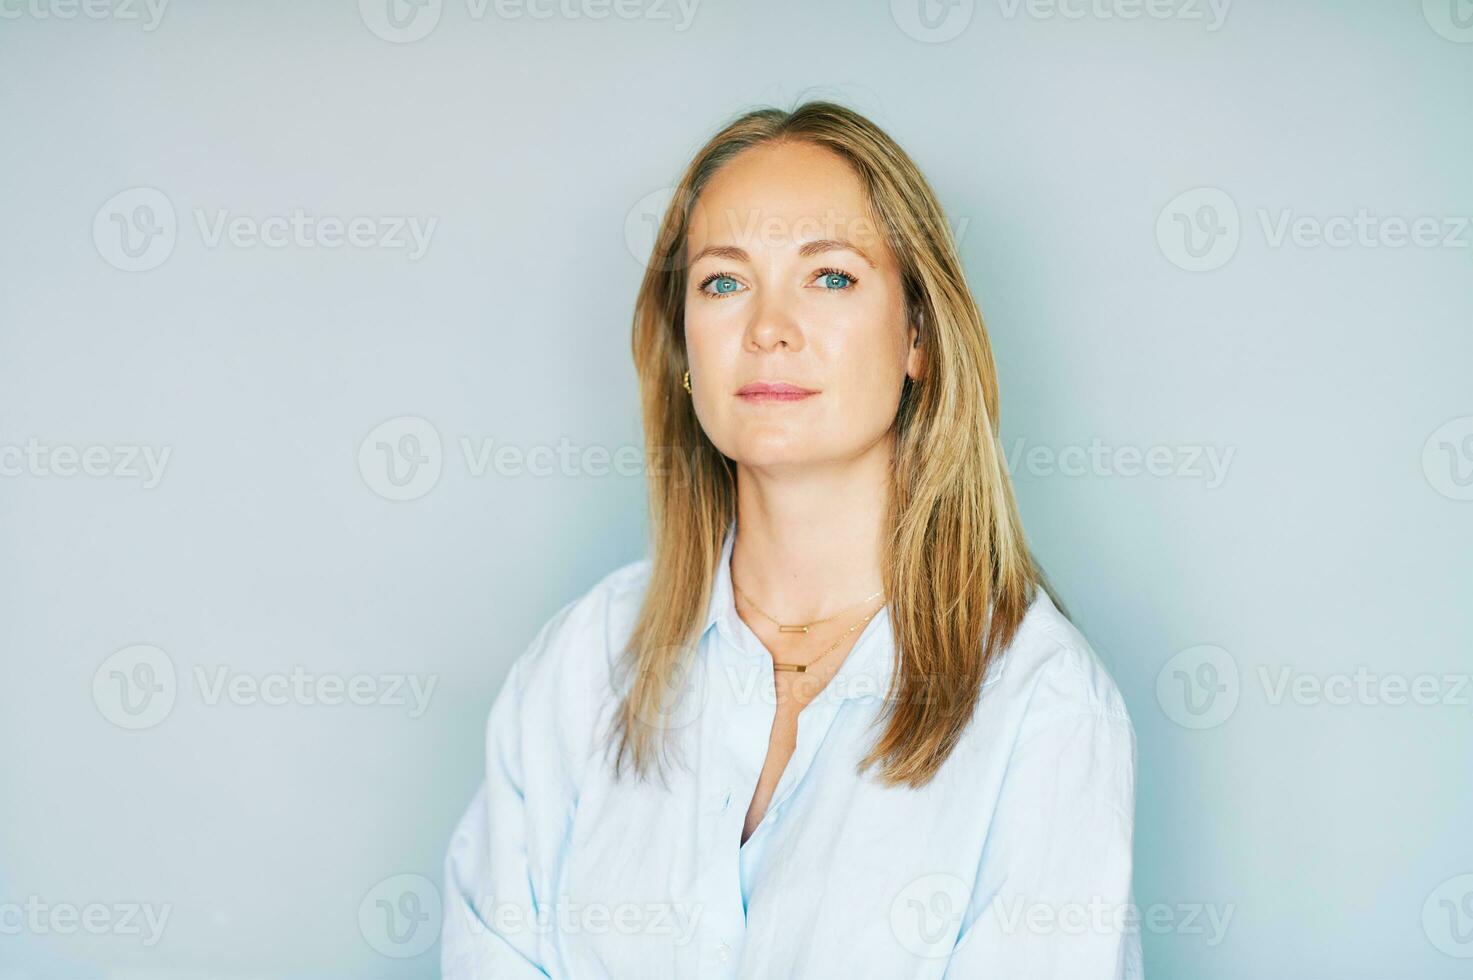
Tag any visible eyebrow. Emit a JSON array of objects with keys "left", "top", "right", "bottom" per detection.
[{"left": 688, "top": 238, "right": 878, "bottom": 269}]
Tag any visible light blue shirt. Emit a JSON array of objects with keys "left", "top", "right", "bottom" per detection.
[{"left": 442, "top": 521, "right": 1142, "bottom": 978}]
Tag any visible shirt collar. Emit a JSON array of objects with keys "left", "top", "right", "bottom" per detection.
[
  {"left": 700, "top": 518, "right": 740, "bottom": 642},
  {"left": 701, "top": 518, "right": 896, "bottom": 703}
]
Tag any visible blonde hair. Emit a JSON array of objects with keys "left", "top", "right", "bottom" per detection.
[{"left": 610, "top": 100, "right": 1062, "bottom": 788}]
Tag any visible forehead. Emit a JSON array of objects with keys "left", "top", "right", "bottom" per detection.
[{"left": 686, "top": 140, "right": 888, "bottom": 256}]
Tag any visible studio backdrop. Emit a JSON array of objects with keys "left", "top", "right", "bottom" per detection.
[{"left": 1, "top": 0, "right": 1469, "bottom": 977}]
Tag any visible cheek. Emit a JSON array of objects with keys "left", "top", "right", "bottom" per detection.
[
  {"left": 683, "top": 295, "right": 730, "bottom": 353},
  {"left": 831, "top": 355, "right": 905, "bottom": 428},
  {"left": 682, "top": 299, "right": 712, "bottom": 367},
  {"left": 821, "top": 296, "right": 909, "bottom": 391},
  {"left": 805, "top": 325, "right": 906, "bottom": 443}
]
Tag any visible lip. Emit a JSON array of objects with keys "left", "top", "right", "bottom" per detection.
[{"left": 736, "top": 381, "right": 820, "bottom": 402}]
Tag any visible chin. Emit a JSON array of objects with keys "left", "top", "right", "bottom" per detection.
[{"left": 725, "top": 438, "right": 818, "bottom": 469}]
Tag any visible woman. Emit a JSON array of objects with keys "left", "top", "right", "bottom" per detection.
[{"left": 442, "top": 102, "right": 1140, "bottom": 978}]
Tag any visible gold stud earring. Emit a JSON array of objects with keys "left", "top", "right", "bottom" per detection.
[{"left": 683, "top": 370, "right": 691, "bottom": 393}]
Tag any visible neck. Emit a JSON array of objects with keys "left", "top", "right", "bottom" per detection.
[{"left": 729, "top": 435, "right": 892, "bottom": 623}]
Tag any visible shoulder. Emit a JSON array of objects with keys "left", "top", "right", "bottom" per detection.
[
  {"left": 984, "top": 587, "right": 1134, "bottom": 740},
  {"left": 476, "top": 557, "right": 654, "bottom": 807},
  {"left": 501, "top": 555, "right": 653, "bottom": 712},
  {"left": 483, "top": 555, "right": 654, "bottom": 781}
]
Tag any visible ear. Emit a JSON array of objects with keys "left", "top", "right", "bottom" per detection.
[{"left": 904, "top": 307, "right": 925, "bottom": 382}]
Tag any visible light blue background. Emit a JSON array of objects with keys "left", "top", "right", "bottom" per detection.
[{"left": 1, "top": 0, "right": 1469, "bottom": 976}]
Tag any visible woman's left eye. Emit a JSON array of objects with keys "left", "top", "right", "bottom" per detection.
[{"left": 813, "top": 269, "right": 855, "bottom": 290}]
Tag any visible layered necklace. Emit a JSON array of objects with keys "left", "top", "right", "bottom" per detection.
[{"left": 733, "top": 582, "right": 886, "bottom": 673}]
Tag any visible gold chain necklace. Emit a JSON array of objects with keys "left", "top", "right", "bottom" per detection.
[
  {"left": 733, "top": 583, "right": 884, "bottom": 633},
  {"left": 733, "top": 583, "right": 886, "bottom": 674}
]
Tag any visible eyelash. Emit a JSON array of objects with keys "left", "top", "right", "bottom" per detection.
[{"left": 696, "top": 267, "right": 860, "bottom": 298}]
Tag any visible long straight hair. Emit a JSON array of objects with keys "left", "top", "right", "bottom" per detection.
[{"left": 610, "top": 101, "right": 1062, "bottom": 788}]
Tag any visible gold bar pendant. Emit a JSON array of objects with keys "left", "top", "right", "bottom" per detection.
[
  {"left": 778, "top": 625, "right": 809, "bottom": 634},
  {"left": 772, "top": 663, "right": 807, "bottom": 672}
]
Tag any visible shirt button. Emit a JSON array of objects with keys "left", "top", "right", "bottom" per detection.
[{"left": 715, "top": 941, "right": 731, "bottom": 962}]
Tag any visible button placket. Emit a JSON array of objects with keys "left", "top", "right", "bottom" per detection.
[{"left": 700, "top": 636, "right": 757, "bottom": 971}]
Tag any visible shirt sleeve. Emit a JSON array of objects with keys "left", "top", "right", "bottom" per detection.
[
  {"left": 943, "top": 680, "right": 1143, "bottom": 979},
  {"left": 440, "top": 651, "right": 554, "bottom": 979}
]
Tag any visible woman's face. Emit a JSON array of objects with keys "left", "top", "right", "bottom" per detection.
[{"left": 682, "top": 140, "right": 922, "bottom": 471}]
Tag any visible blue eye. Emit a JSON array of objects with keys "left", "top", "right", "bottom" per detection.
[
  {"left": 815, "top": 269, "right": 855, "bottom": 290},
  {"left": 704, "top": 275, "right": 741, "bottom": 296}
]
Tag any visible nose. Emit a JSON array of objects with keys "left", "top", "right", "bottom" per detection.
[{"left": 743, "top": 289, "right": 804, "bottom": 353}]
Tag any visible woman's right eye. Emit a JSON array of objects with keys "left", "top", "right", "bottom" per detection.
[{"left": 699, "top": 274, "right": 744, "bottom": 297}]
